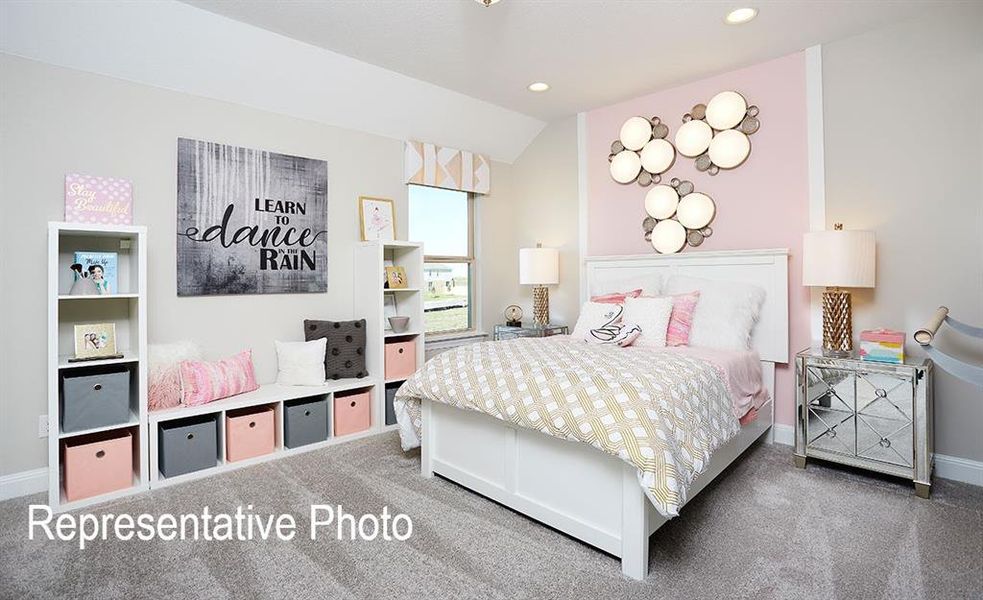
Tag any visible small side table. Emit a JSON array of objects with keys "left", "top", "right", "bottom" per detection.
[
  {"left": 493, "top": 323, "right": 569, "bottom": 341},
  {"left": 794, "top": 348, "right": 934, "bottom": 497}
]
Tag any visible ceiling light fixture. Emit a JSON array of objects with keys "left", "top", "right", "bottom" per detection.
[
  {"left": 527, "top": 82, "right": 550, "bottom": 92},
  {"left": 475, "top": 0, "right": 501, "bottom": 6},
  {"left": 724, "top": 7, "right": 757, "bottom": 25}
]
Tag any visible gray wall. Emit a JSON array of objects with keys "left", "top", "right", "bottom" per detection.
[
  {"left": 0, "top": 54, "right": 513, "bottom": 475},
  {"left": 822, "top": 4, "right": 983, "bottom": 461},
  {"left": 480, "top": 117, "right": 580, "bottom": 334}
]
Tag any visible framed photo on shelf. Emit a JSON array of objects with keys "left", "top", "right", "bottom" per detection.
[
  {"left": 359, "top": 196, "right": 396, "bottom": 242},
  {"left": 385, "top": 266, "right": 408, "bottom": 289},
  {"left": 73, "top": 323, "right": 118, "bottom": 359},
  {"left": 383, "top": 293, "right": 398, "bottom": 330}
]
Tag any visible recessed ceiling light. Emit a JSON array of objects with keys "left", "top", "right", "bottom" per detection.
[
  {"left": 724, "top": 7, "right": 757, "bottom": 25},
  {"left": 528, "top": 82, "right": 550, "bottom": 92}
]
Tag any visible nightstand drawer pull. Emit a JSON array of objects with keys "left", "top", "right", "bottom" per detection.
[
  {"left": 879, "top": 438, "right": 891, "bottom": 448},
  {"left": 875, "top": 388, "right": 887, "bottom": 398}
]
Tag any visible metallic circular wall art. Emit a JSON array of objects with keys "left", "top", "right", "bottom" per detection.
[
  {"left": 644, "top": 184, "right": 679, "bottom": 219},
  {"left": 680, "top": 90, "right": 760, "bottom": 176},
  {"left": 705, "top": 90, "right": 748, "bottom": 130},
  {"left": 608, "top": 116, "right": 674, "bottom": 186},
  {"left": 674, "top": 119, "right": 713, "bottom": 157},
  {"left": 708, "top": 129, "right": 751, "bottom": 169},
  {"left": 650, "top": 219, "right": 687, "bottom": 254},
  {"left": 676, "top": 192, "right": 716, "bottom": 229},
  {"left": 640, "top": 178, "right": 716, "bottom": 254},
  {"left": 639, "top": 138, "right": 675, "bottom": 175},
  {"left": 609, "top": 150, "right": 642, "bottom": 183},
  {"left": 619, "top": 116, "right": 653, "bottom": 151}
]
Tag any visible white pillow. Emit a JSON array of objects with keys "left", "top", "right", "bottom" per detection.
[
  {"left": 622, "top": 296, "right": 674, "bottom": 348},
  {"left": 663, "top": 275, "right": 766, "bottom": 351},
  {"left": 572, "top": 302, "right": 624, "bottom": 341},
  {"left": 275, "top": 339, "right": 326, "bottom": 386}
]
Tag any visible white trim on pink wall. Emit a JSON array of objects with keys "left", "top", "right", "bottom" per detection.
[{"left": 577, "top": 112, "right": 589, "bottom": 302}]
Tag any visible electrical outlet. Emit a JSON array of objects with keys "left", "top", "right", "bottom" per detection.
[{"left": 38, "top": 415, "right": 49, "bottom": 438}]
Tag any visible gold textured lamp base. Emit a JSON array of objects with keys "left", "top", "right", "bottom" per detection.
[
  {"left": 822, "top": 288, "right": 853, "bottom": 356},
  {"left": 532, "top": 286, "right": 550, "bottom": 326}
]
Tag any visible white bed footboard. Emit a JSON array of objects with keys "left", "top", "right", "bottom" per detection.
[{"left": 421, "top": 363, "right": 775, "bottom": 580}]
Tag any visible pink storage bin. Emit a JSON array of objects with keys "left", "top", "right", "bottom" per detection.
[
  {"left": 334, "top": 389, "right": 372, "bottom": 436},
  {"left": 384, "top": 339, "right": 417, "bottom": 381},
  {"left": 63, "top": 429, "right": 133, "bottom": 502},
  {"left": 225, "top": 406, "right": 275, "bottom": 462}
]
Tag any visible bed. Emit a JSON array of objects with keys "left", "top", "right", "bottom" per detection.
[{"left": 397, "top": 249, "right": 789, "bottom": 580}]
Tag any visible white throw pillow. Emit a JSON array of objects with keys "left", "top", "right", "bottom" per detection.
[
  {"left": 622, "top": 296, "right": 674, "bottom": 348},
  {"left": 572, "top": 302, "right": 625, "bottom": 341},
  {"left": 275, "top": 339, "right": 326, "bottom": 386},
  {"left": 663, "top": 275, "right": 766, "bottom": 351}
]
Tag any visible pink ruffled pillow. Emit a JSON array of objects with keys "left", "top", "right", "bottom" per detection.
[
  {"left": 666, "top": 291, "right": 700, "bottom": 346},
  {"left": 179, "top": 349, "right": 259, "bottom": 407},
  {"left": 590, "top": 289, "right": 643, "bottom": 304}
]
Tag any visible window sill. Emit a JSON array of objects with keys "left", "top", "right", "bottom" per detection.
[{"left": 425, "top": 330, "right": 488, "bottom": 344}]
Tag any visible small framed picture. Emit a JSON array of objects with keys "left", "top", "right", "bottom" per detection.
[
  {"left": 359, "top": 196, "right": 396, "bottom": 242},
  {"left": 73, "top": 323, "right": 118, "bottom": 359},
  {"left": 383, "top": 293, "right": 398, "bottom": 330},
  {"left": 385, "top": 266, "right": 408, "bottom": 289}
]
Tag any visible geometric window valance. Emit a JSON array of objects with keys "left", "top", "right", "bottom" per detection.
[{"left": 404, "top": 140, "right": 491, "bottom": 195}]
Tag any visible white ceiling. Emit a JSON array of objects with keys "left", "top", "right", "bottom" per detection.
[
  {"left": 184, "top": 0, "right": 943, "bottom": 120},
  {"left": 0, "top": 0, "right": 545, "bottom": 163}
]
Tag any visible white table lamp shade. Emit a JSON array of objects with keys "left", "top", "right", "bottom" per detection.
[
  {"left": 802, "top": 230, "right": 876, "bottom": 288},
  {"left": 519, "top": 247, "right": 559, "bottom": 285}
]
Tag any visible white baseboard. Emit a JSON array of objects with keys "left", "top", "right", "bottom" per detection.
[
  {"left": 770, "top": 423, "right": 983, "bottom": 488},
  {"left": 772, "top": 423, "right": 794, "bottom": 446},
  {"left": 0, "top": 468, "right": 47, "bottom": 501},
  {"left": 0, "top": 442, "right": 980, "bottom": 503},
  {"left": 935, "top": 454, "right": 983, "bottom": 487}
]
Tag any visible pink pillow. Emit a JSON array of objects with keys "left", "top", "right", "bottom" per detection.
[
  {"left": 179, "top": 350, "right": 259, "bottom": 406},
  {"left": 666, "top": 291, "right": 700, "bottom": 346},
  {"left": 590, "top": 288, "right": 643, "bottom": 304}
]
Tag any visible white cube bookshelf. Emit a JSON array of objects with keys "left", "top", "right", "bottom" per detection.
[
  {"left": 354, "top": 240, "right": 425, "bottom": 430},
  {"left": 147, "top": 380, "right": 377, "bottom": 489},
  {"left": 47, "top": 222, "right": 148, "bottom": 512}
]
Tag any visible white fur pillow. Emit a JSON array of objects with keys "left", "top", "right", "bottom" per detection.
[
  {"left": 275, "top": 339, "right": 326, "bottom": 386},
  {"left": 148, "top": 341, "right": 202, "bottom": 411},
  {"left": 622, "top": 296, "right": 674, "bottom": 348},
  {"left": 572, "top": 302, "right": 624, "bottom": 341},
  {"left": 663, "top": 275, "right": 766, "bottom": 351}
]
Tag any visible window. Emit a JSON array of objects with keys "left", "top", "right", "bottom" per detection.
[{"left": 408, "top": 185, "right": 474, "bottom": 335}]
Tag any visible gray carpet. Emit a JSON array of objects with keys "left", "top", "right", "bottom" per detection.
[{"left": 1, "top": 433, "right": 980, "bottom": 599}]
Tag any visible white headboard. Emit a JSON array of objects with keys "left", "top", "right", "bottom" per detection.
[{"left": 582, "top": 249, "right": 789, "bottom": 364}]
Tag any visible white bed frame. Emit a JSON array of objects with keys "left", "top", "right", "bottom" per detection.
[{"left": 420, "top": 249, "right": 789, "bottom": 580}]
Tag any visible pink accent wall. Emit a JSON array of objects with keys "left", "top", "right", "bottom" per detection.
[{"left": 586, "top": 52, "right": 810, "bottom": 427}]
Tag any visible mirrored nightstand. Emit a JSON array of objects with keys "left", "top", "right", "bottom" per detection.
[
  {"left": 493, "top": 324, "right": 569, "bottom": 341},
  {"left": 794, "top": 348, "right": 934, "bottom": 497}
]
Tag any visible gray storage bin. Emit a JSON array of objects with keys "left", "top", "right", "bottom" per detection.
[
  {"left": 159, "top": 415, "right": 218, "bottom": 478},
  {"left": 284, "top": 396, "right": 329, "bottom": 448},
  {"left": 61, "top": 366, "right": 132, "bottom": 433},
  {"left": 385, "top": 385, "right": 398, "bottom": 426}
]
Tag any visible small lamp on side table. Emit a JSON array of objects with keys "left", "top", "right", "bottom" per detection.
[
  {"left": 519, "top": 244, "right": 559, "bottom": 326},
  {"left": 803, "top": 223, "right": 876, "bottom": 356}
]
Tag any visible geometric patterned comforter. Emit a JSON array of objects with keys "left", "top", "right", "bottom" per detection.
[{"left": 394, "top": 337, "right": 741, "bottom": 518}]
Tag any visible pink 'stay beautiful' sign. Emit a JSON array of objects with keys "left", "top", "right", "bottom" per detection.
[{"left": 64, "top": 174, "right": 133, "bottom": 225}]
